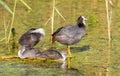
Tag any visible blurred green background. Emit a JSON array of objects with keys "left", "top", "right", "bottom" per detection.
[{"left": 0, "top": 0, "right": 120, "bottom": 76}]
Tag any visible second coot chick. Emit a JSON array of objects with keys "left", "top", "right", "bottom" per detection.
[
  {"left": 18, "top": 47, "right": 66, "bottom": 61},
  {"left": 19, "top": 28, "right": 45, "bottom": 48}
]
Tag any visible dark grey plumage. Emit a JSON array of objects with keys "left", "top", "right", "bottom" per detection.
[
  {"left": 41, "top": 50, "right": 64, "bottom": 60},
  {"left": 18, "top": 28, "right": 66, "bottom": 60},
  {"left": 18, "top": 47, "right": 42, "bottom": 59},
  {"left": 52, "top": 16, "right": 87, "bottom": 45},
  {"left": 52, "top": 16, "right": 87, "bottom": 56},
  {"left": 19, "top": 28, "right": 45, "bottom": 48},
  {"left": 18, "top": 47, "right": 66, "bottom": 60}
]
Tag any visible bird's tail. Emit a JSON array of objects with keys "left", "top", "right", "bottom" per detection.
[{"left": 51, "top": 35, "right": 55, "bottom": 44}]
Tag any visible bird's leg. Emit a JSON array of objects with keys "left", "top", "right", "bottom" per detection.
[
  {"left": 67, "top": 45, "right": 72, "bottom": 57},
  {"left": 66, "top": 57, "right": 72, "bottom": 69}
]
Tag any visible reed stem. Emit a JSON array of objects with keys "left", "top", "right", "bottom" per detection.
[
  {"left": 3, "top": 17, "right": 7, "bottom": 44},
  {"left": 7, "top": 0, "right": 17, "bottom": 43},
  {"left": 105, "top": 0, "right": 112, "bottom": 76},
  {"left": 50, "top": 0, "right": 65, "bottom": 47},
  {"left": 105, "top": 0, "right": 112, "bottom": 45},
  {"left": 20, "top": 0, "right": 32, "bottom": 10},
  {"left": 50, "top": 0, "right": 55, "bottom": 45}
]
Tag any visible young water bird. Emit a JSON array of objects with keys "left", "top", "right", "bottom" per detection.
[
  {"left": 19, "top": 28, "right": 45, "bottom": 48},
  {"left": 52, "top": 16, "right": 87, "bottom": 57},
  {"left": 18, "top": 47, "right": 66, "bottom": 61},
  {"left": 18, "top": 28, "right": 66, "bottom": 60}
]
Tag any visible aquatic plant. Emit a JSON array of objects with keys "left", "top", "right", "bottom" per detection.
[
  {"left": 0, "top": 0, "right": 13, "bottom": 14},
  {"left": 87, "top": 12, "right": 99, "bottom": 27},
  {"left": 0, "top": 0, "right": 31, "bottom": 52},
  {"left": 11, "top": 28, "right": 18, "bottom": 52}
]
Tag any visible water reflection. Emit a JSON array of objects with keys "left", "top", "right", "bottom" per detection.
[
  {"left": 71, "top": 45, "right": 90, "bottom": 52},
  {"left": 26, "top": 57, "right": 73, "bottom": 70},
  {"left": 17, "top": 57, "right": 83, "bottom": 76},
  {"left": 0, "top": 57, "right": 111, "bottom": 76}
]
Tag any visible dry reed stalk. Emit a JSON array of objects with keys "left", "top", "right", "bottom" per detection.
[
  {"left": 105, "top": 0, "right": 113, "bottom": 63},
  {"left": 50, "top": 0, "right": 55, "bottom": 45},
  {"left": 3, "top": 17, "right": 7, "bottom": 44},
  {"left": 3, "top": 17, "right": 10, "bottom": 44},
  {"left": 44, "top": 17, "right": 52, "bottom": 26},
  {"left": 105, "top": 0, "right": 113, "bottom": 76},
  {"left": 54, "top": 7, "right": 66, "bottom": 21},
  {"left": 105, "top": 0, "right": 112, "bottom": 45},
  {"left": 0, "top": 55, "right": 18, "bottom": 60},
  {"left": 50, "top": 0, "right": 66, "bottom": 46},
  {"left": 44, "top": 0, "right": 65, "bottom": 46},
  {"left": 20, "top": 0, "right": 32, "bottom": 10},
  {"left": 0, "top": 38, "right": 5, "bottom": 42}
]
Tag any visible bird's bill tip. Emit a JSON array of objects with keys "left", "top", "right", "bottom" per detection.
[{"left": 81, "top": 16, "right": 87, "bottom": 20}]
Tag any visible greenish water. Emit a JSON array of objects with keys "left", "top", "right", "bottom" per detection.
[
  {"left": 0, "top": 60, "right": 82, "bottom": 76},
  {"left": 0, "top": 0, "right": 120, "bottom": 76}
]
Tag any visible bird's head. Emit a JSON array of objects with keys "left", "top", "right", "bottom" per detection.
[
  {"left": 77, "top": 16, "right": 87, "bottom": 25},
  {"left": 28, "top": 28, "right": 45, "bottom": 36},
  {"left": 28, "top": 28, "right": 45, "bottom": 40}
]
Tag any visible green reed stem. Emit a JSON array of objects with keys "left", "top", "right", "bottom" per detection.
[
  {"left": 3, "top": 17, "right": 7, "bottom": 44},
  {"left": 7, "top": 0, "right": 17, "bottom": 43},
  {"left": 0, "top": 0, "right": 13, "bottom": 14}
]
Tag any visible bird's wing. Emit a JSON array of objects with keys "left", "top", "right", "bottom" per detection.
[
  {"left": 19, "top": 33, "right": 31, "bottom": 44},
  {"left": 19, "top": 33, "right": 37, "bottom": 46},
  {"left": 52, "top": 27, "right": 64, "bottom": 36}
]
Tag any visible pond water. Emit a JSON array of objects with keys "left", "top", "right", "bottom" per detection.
[
  {"left": 0, "top": 57, "right": 109, "bottom": 76},
  {"left": 0, "top": 58, "right": 83, "bottom": 76},
  {"left": 0, "top": 0, "right": 120, "bottom": 76}
]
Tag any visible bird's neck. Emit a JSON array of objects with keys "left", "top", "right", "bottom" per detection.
[
  {"left": 77, "top": 22, "right": 85, "bottom": 28},
  {"left": 20, "top": 46, "right": 26, "bottom": 54},
  {"left": 18, "top": 46, "right": 26, "bottom": 58}
]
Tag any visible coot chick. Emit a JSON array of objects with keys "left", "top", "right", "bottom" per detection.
[
  {"left": 18, "top": 47, "right": 41, "bottom": 59},
  {"left": 18, "top": 47, "right": 66, "bottom": 60},
  {"left": 41, "top": 50, "right": 66, "bottom": 61},
  {"left": 52, "top": 16, "right": 87, "bottom": 57},
  {"left": 19, "top": 28, "right": 45, "bottom": 48}
]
